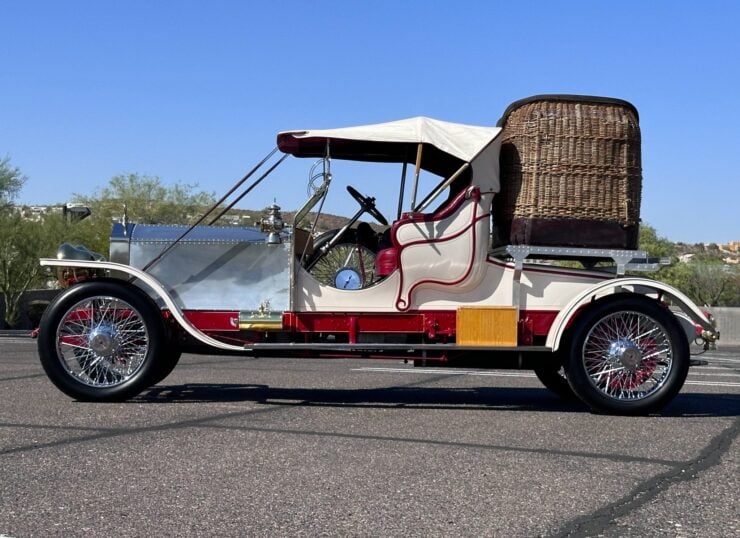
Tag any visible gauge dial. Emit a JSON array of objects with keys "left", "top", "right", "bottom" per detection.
[{"left": 334, "top": 267, "right": 362, "bottom": 289}]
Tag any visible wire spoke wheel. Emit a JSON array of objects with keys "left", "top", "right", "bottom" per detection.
[
  {"left": 309, "top": 243, "right": 377, "bottom": 289},
  {"left": 57, "top": 296, "right": 149, "bottom": 387},
  {"left": 565, "top": 296, "right": 689, "bottom": 415},
  {"left": 38, "top": 281, "right": 166, "bottom": 401},
  {"left": 582, "top": 311, "right": 671, "bottom": 401}
]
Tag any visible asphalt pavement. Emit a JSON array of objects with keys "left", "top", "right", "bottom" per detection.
[{"left": 1, "top": 337, "right": 738, "bottom": 537}]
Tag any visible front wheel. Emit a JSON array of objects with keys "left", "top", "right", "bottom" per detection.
[
  {"left": 150, "top": 344, "right": 182, "bottom": 385},
  {"left": 38, "top": 281, "right": 167, "bottom": 401},
  {"left": 564, "top": 296, "right": 689, "bottom": 415}
]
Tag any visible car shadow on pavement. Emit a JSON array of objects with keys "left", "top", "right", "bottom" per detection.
[
  {"left": 138, "top": 383, "right": 740, "bottom": 416},
  {"left": 140, "top": 383, "right": 584, "bottom": 412},
  {"left": 663, "top": 392, "right": 740, "bottom": 417}
]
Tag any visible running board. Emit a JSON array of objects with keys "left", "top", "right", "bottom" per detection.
[{"left": 243, "top": 342, "right": 552, "bottom": 353}]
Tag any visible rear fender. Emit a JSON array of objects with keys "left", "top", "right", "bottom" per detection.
[{"left": 546, "top": 277, "right": 716, "bottom": 351}]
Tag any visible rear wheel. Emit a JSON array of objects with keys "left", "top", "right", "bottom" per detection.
[
  {"left": 534, "top": 363, "right": 577, "bottom": 401},
  {"left": 565, "top": 296, "right": 689, "bottom": 415},
  {"left": 38, "top": 281, "right": 167, "bottom": 401}
]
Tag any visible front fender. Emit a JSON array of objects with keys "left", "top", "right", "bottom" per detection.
[
  {"left": 545, "top": 277, "right": 717, "bottom": 351},
  {"left": 39, "top": 258, "right": 246, "bottom": 352}
]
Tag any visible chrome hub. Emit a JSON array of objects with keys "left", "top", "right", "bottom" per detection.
[
  {"left": 88, "top": 326, "right": 119, "bottom": 357},
  {"left": 608, "top": 338, "right": 642, "bottom": 371}
]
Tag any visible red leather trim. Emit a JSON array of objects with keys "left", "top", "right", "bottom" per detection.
[
  {"left": 391, "top": 187, "right": 482, "bottom": 246},
  {"left": 398, "top": 187, "right": 480, "bottom": 224},
  {"left": 390, "top": 187, "right": 480, "bottom": 245},
  {"left": 396, "top": 212, "right": 487, "bottom": 310},
  {"left": 373, "top": 187, "right": 487, "bottom": 291},
  {"left": 374, "top": 247, "right": 399, "bottom": 277}
]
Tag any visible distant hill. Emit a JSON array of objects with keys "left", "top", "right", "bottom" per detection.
[
  {"left": 675, "top": 241, "right": 740, "bottom": 264},
  {"left": 217, "top": 207, "right": 372, "bottom": 233}
]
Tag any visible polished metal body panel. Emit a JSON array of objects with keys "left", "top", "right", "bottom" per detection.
[{"left": 110, "top": 223, "right": 290, "bottom": 311}]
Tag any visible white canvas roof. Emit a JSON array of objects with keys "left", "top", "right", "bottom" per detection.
[{"left": 277, "top": 116, "right": 503, "bottom": 192}]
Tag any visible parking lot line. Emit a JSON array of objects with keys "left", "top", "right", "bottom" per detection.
[
  {"left": 353, "top": 367, "right": 740, "bottom": 389},
  {"left": 684, "top": 380, "right": 740, "bottom": 388}
]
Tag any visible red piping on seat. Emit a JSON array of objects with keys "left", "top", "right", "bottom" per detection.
[
  {"left": 386, "top": 187, "right": 487, "bottom": 311},
  {"left": 374, "top": 187, "right": 483, "bottom": 278}
]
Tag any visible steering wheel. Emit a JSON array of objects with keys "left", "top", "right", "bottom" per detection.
[{"left": 346, "top": 185, "right": 388, "bottom": 226}]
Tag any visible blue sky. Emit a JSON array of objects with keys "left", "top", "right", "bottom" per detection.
[{"left": 1, "top": 1, "right": 738, "bottom": 243}]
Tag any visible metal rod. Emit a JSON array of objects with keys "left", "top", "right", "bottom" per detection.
[
  {"left": 208, "top": 153, "right": 288, "bottom": 225},
  {"left": 415, "top": 163, "right": 470, "bottom": 212},
  {"left": 305, "top": 206, "right": 366, "bottom": 271},
  {"left": 142, "top": 146, "right": 279, "bottom": 272},
  {"left": 397, "top": 160, "right": 408, "bottom": 219},
  {"left": 299, "top": 187, "right": 328, "bottom": 265},
  {"left": 409, "top": 143, "right": 423, "bottom": 210}
]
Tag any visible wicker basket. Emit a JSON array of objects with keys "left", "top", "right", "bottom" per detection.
[{"left": 494, "top": 95, "right": 642, "bottom": 249}]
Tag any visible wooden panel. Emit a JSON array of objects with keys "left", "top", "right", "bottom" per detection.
[{"left": 457, "top": 307, "right": 518, "bottom": 347}]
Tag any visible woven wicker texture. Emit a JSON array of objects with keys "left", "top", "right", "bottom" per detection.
[{"left": 497, "top": 97, "right": 642, "bottom": 226}]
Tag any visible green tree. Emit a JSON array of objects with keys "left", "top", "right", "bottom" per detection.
[
  {"left": 638, "top": 223, "right": 683, "bottom": 291},
  {"left": 686, "top": 262, "right": 738, "bottom": 306},
  {"left": 0, "top": 156, "right": 26, "bottom": 209},
  {"left": 673, "top": 256, "right": 740, "bottom": 307},
  {"left": 0, "top": 157, "right": 33, "bottom": 326},
  {"left": 638, "top": 224, "right": 677, "bottom": 259},
  {"left": 72, "top": 173, "right": 217, "bottom": 253},
  {"left": 0, "top": 209, "right": 109, "bottom": 327},
  {"left": 638, "top": 225, "right": 740, "bottom": 306},
  {"left": 0, "top": 210, "right": 78, "bottom": 326},
  {"left": 74, "top": 173, "right": 216, "bottom": 223},
  {"left": 0, "top": 215, "right": 43, "bottom": 326},
  {"left": 0, "top": 158, "right": 98, "bottom": 325}
]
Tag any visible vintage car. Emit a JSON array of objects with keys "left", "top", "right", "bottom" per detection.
[{"left": 36, "top": 105, "right": 719, "bottom": 414}]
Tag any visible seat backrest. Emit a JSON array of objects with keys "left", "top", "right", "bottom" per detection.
[
  {"left": 382, "top": 186, "right": 493, "bottom": 311},
  {"left": 390, "top": 186, "right": 476, "bottom": 247}
]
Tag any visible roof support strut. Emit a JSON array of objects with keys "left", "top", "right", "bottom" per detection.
[{"left": 409, "top": 143, "right": 423, "bottom": 210}]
